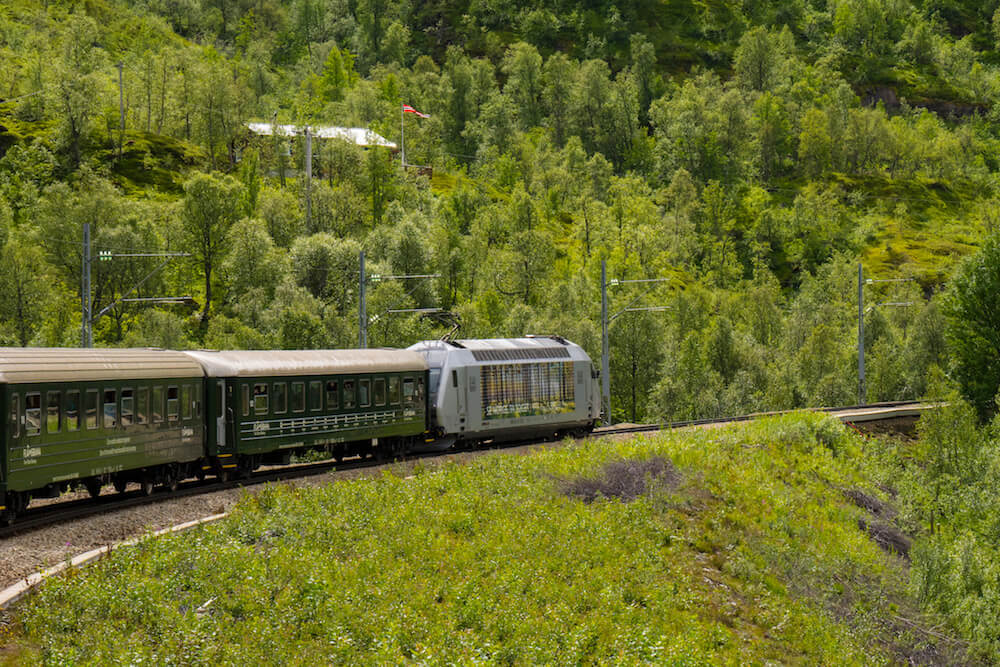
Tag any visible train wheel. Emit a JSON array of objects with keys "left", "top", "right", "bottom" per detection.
[
  {"left": 84, "top": 478, "right": 102, "bottom": 499},
  {"left": 164, "top": 466, "right": 180, "bottom": 493},
  {"left": 113, "top": 478, "right": 129, "bottom": 494},
  {"left": 140, "top": 478, "right": 155, "bottom": 497}
]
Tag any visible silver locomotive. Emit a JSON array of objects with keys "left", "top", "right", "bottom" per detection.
[{"left": 409, "top": 336, "right": 600, "bottom": 448}]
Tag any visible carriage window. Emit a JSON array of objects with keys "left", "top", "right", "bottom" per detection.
[
  {"left": 136, "top": 387, "right": 148, "bottom": 425},
  {"left": 181, "top": 385, "right": 192, "bottom": 420},
  {"left": 417, "top": 379, "right": 425, "bottom": 400},
  {"left": 66, "top": 391, "right": 80, "bottom": 431},
  {"left": 103, "top": 390, "right": 117, "bottom": 429},
  {"left": 273, "top": 383, "right": 287, "bottom": 413},
  {"left": 194, "top": 384, "right": 202, "bottom": 417},
  {"left": 389, "top": 377, "right": 400, "bottom": 405},
  {"left": 242, "top": 384, "right": 250, "bottom": 417},
  {"left": 309, "top": 381, "right": 322, "bottom": 411},
  {"left": 152, "top": 386, "right": 164, "bottom": 423},
  {"left": 253, "top": 384, "right": 268, "bottom": 415},
  {"left": 10, "top": 393, "right": 19, "bottom": 439},
  {"left": 291, "top": 382, "right": 305, "bottom": 413},
  {"left": 359, "top": 379, "right": 371, "bottom": 407},
  {"left": 373, "top": 379, "right": 386, "bottom": 406},
  {"left": 403, "top": 378, "right": 415, "bottom": 402},
  {"left": 326, "top": 381, "right": 339, "bottom": 409},
  {"left": 343, "top": 381, "right": 355, "bottom": 408},
  {"left": 24, "top": 392, "right": 41, "bottom": 436},
  {"left": 452, "top": 370, "right": 458, "bottom": 388},
  {"left": 86, "top": 389, "right": 99, "bottom": 429},
  {"left": 166, "top": 386, "right": 179, "bottom": 421},
  {"left": 25, "top": 393, "right": 40, "bottom": 436},
  {"left": 120, "top": 389, "right": 134, "bottom": 427},
  {"left": 46, "top": 391, "right": 61, "bottom": 433}
]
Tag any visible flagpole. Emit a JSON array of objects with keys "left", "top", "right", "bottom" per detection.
[{"left": 400, "top": 103, "right": 406, "bottom": 168}]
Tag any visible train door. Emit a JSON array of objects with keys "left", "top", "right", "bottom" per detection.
[
  {"left": 215, "top": 379, "right": 227, "bottom": 451},
  {"left": 451, "top": 368, "right": 466, "bottom": 426}
]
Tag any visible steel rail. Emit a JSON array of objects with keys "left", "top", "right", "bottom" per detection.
[{"left": 0, "top": 401, "right": 926, "bottom": 539}]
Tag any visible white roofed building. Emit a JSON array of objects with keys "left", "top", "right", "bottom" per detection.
[{"left": 244, "top": 123, "right": 397, "bottom": 150}]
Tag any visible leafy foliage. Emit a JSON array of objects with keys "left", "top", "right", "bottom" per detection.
[
  {"left": 8, "top": 414, "right": 968, "bottom": 662},
  {"left": 0, "top": 0, "right": 996, "bottom": 422}
]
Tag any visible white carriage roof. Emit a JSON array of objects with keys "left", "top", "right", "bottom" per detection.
[
  {"left": 182, "top": 349, "right": 427, "bottom": 377},
  {"left": 0, "top": 348, "right": 205, "bottom": 384},
  {"left": 245, "top": 123, "right": 397, "bottom": 149}
]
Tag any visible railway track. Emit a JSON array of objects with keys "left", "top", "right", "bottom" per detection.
[{"left": 0, "top": 400, "right": 925, "bottom": 540}]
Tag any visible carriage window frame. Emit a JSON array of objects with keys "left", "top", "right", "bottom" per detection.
[
  {"left": 120, "top": 388, "right": 134, "bottom": 427},
  {"left": 10, "top": 393, "right": 19, "bottom": 439},
  {"left": 136, "top": 387, "right": 148, "bottom": 425},
  {"left": 402, "top": 378, "right": 415, "bottom": 403},
  {"left": 181, "top": 385, "right": 192, "bottom": 420},
  {"left": 309, "top": 381, "right": 322, "bottom": 411},
  {"left": 343, "top": 380, "right": 355, "bottom": 409},
  {"left": 242, "top": 384, "right": 250, "bottom": 417},
  {"left": 86, "top": 389, "right": 99, "bottom": 429},
  {"left": 46, "top": 391, "right": 61, "bottom": 434},
  {"left": 273, "top": 382, "right": 287, "bottom": 414},
  {"left": 291, "top": 382, "right": 305, "bottom": 413},
  {"left": 152, "top": 385, "right": 164, "bottom": 424},
  {"left": 66, "top": 390, "right": 80, "bottom": 432},
  {"left": 358, "top": 379, "right": 371, "bottom": 408},
  {"left": 166, "top": 386, "right": 179, "bottom": 422},
  {"left": 253, "top": 384, "right": 268, "bottom": 415},
  {"left": 25, "top": 392, "right": 40, "bottom": 437},
  {"left": 389, "top": 377, "right": 400, "bottom": 405},
  {"left": 326, "top": 381, "right": 339, "bottom": 409},
  {"left": 103, "top": 389, "right": 117, "bottom": 429},
  {"left": 373, "top": 378, "right": 386, "bottom": 407}
]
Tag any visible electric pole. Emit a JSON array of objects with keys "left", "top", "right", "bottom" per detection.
[
  {"left": 82, "top": 223, "right": 92, "bottom": 347},
  {"left": 359, "top": 250, "right": 367, "bottom": 348},
  {"left": 304, "top": 125, "right": 312, "bottom": 230},
  {"left": 600, "top": 260, "right": 672, "bottom": 425},
  {"left": 858, "top": 263, "right": 864, "bottom": 405},
  {"left": 601, "top": 260, "right": 610, "bottom": 426}
]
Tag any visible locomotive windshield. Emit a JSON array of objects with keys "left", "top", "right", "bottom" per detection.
[{"left": 428, "top": 368, "right": 441, "bottom": 403}]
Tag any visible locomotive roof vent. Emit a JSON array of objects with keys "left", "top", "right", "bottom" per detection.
[{"left": 470, "top": 347, "right": 571, "bottom": 362}]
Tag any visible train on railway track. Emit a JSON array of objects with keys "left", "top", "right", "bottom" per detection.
[{"left": 0, "top": 337, "right": 600, "bottom": 524}]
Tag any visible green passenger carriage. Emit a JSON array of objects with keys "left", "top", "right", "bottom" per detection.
[
  {"left": 181, "top": 349, "right": 429, "bottom": 477},
  {"left": 1, "top": 348, "right": 205, "bottom": 521}
]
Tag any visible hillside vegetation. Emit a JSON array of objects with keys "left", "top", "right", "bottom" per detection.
[
  {"left": 3, "top": 0, "right": 1000, "bottom": 420},
  {"left": 1, "top": 413, "right": 976, "bottom": 663}
]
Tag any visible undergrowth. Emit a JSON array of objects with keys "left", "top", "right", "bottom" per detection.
[{"left": 3, "top": 413, "right": 967, "bottom": 664}]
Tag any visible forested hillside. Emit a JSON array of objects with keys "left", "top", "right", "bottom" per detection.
[{"left": 2, "top": 0, "right": 1000, "bottom": 421}]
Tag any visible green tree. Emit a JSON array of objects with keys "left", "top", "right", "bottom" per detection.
[
  {"left": 181, "top": 173, "right": 244, "bottom": 323},
  {"left": 502, "top": 42, "right": 543, "bottom": 130},
  {"left": 53, "top": 15, "right": 104, "bottom": 169},
  {"left": 0, "top": 239, "right": 48, "bottom": 346},
  {"left": 321, "top": 45, "right": 358, "bottom": 101},
  {"left": 798, "top": 108, "right": 832, "bottom": 178},
  {"left": 943, "top": 233, "right": 1000, "bottom": 418},
  {"left": 733, "top": 26, "right": 786, "bottom": 92}
]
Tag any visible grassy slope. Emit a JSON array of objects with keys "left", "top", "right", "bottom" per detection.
[{"left": 4, "top": 413, "right": 962, "bottom": 663}]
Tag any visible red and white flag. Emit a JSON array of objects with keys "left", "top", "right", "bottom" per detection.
[{"left": 402, "top": 104, "right": 430, "bottom": 118}]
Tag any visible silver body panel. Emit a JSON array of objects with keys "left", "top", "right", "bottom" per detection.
[{"left": 408, "top": 337, "right": 600, "bottom": 442}]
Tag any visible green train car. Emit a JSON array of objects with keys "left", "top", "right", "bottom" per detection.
[
  {"left": 1, "top": 348, "right": 205, "bottom": 519},
  {"left": 182, "top": 349, "right": 429, "bottom": 477}
]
